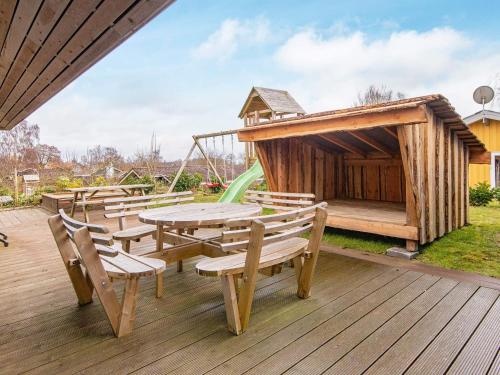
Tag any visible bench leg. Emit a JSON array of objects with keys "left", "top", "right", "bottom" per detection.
[
  {"left": 293, "top": 255, "right": 303, "bottom": 283},
  {"left": 116, "top": 277, "right": 140, "bottom": 337},
  {"left": 156, "top": 272, "right": 164, "bottom": 298},
  {"left": 121, "top": 240, "right": 131, "bottom": 253},
  {"left": 177, "top": 260, "right": 183, "bottom": 272},
  {"left": 221, "top": 274, "right": 242, "bottom": 335}
]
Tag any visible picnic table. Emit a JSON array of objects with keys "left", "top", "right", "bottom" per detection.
[
  {"left": 139, "top": 203, "right": 262, "bottom": 265},
  {"left": 67, "top": 184, "right": 152, "bottom": 223}
]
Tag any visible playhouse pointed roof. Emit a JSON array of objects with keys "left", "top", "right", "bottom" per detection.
[{"left": 238, "top": 87, "right": 305, "bottom": 118}]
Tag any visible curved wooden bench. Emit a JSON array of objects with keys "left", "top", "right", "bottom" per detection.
[
  {"left": 196, "top": 237, "right": 308, "bottom": 277},
  {"left": 48, "top": 209, "right": 166, "bottom": 337},
  {"left": 104, "top": 191, "right": 194, "bottom": 253},
  {"left": 195, "top": 203, "right": 328, "bottom": 335}
]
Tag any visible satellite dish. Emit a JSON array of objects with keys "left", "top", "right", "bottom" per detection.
[
  {"left": 473, "top": 85, "right": 494, "bottom": 105},
  {"left": 473, "top": 86, "right": 495, "bottom": 124}
]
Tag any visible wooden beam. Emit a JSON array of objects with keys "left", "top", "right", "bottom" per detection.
[
  {"left": 383, "top": 126, "right": 399, "bottom": 140},
  {"left": 237, "top": 105, "right": 428, "bottom": 142},
  {"left": 318, "top": 134, "right": 366, "bottom": 158},
  {"left": 469, "top": 150, "right": 491, "bottom": 164},
  {"left": 348, "top": 130, "right": 394, "bottom": 156}
]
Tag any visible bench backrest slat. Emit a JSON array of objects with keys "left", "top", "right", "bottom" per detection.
[
  {"left": 244, "top": 190, "right": 315, "bottom": 211},
  {"left": 220, "top": 202, "right": 327, "bottom": 252}
]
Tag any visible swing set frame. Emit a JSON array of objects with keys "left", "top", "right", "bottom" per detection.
[{"left": 167, "top": 129, "right": 240, "bottom": 193}]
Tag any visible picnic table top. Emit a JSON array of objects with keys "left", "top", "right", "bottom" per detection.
[
  {"left": 66, "top": 184, "right": 152, "bottom": 193},
  {"left": 138, "top": 202, "right": 262, "bottom": 228}
]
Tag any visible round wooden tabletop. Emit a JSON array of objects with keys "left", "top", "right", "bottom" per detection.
[{"left": 138, "top": 203, "right": 262, "bottom": 228}]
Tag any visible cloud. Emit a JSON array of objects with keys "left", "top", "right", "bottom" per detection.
[
  {"left": 193, "top": 17, "right": 271, "bottom": 61},
  {"left": 274, "top": 27, "right": 500, "bottom": 114}
]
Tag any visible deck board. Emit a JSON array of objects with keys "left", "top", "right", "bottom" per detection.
[{"left": 0, "top": 208, "right": 498, "bottom": 374}]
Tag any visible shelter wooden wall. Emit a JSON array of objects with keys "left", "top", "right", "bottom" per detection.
[
  {"left": 344, "top": 158, "right": 405, "bottom": 202},
  {"left": 398, "top": 106, "right": 469, "bottom": 245},
  {"left": 255, "top": 137, "right": 406, "bottom": 203},
  {"left": 255, "top": 138, "right": 344, "bottom": 201}
]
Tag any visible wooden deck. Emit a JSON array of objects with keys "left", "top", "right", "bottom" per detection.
[
  {"left": 326, "top": 199, "right": 419, "bottom": 241},
  {"left": 0, "top": 208, "right": 498, "bottom": 374}
]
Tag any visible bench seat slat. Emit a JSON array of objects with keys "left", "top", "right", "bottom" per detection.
[
  {"left": 112, "top": 225, "right": 156, "bottom": 241},
  {"left": 196, "top": 237, "right": 309, "bottom": 276}
]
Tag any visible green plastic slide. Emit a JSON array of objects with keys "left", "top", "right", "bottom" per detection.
[{"left": 218, "top": 160, "right": 264, "bottom": 203}]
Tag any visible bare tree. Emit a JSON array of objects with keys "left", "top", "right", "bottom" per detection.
[
  {"left": 133, "top": 132, "right": 162, "bottom": 175},
  {"left": 355, "top": 85, "right": 405, "bottom": 106},
  {"left": 0, "top": 121, "right": 40, "bottom": 200},
  {"left": 34, "top": 144, "right": 61, "bottom": 170},
  {"left": 81, "top": 145, "right": 124, "bottom": 170}
]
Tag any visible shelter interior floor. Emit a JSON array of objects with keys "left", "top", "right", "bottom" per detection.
[
  {"left": 0, "top": 208, "right": 498, "bottom": 375},
  {"left": 326, "top": 199, "right": 407, "bottom": 225}
]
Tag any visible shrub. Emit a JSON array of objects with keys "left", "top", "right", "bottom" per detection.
[
  {"left": 171, "top": 172, "right": 202, "bottom": 192},
  {"left": 39, "top": 185, "right": 56, "bottom": 193},
  {"left": 55, "top": 176, "right": 83, "bottom": 191},
  {"left": 91, "top": 176, "right": 107, "bottom": 186},
  {"left": 469, "top": 182, "right": 494, "bottom": 206},
  {"left": 0, "top": 186, "right": 13, "bottom": 197},
  {"left": 493, "top": 187, "right": 500, "bottom": 202}
]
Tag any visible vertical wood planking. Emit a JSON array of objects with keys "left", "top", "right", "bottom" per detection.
[
  {"left": 436, "top": 118, "right": 446, "bottom": 237},
  {"left": 426, "top": 109, "right": 437, "bottom": 242},
  {"left": 452, "top": 132, "right": 459, "bottom": 229},
  {"left": 314, "top": 149, "right": 324, "bottom": 201},
  {"left": 445, "top": 125, "right": 453, "bottom": 233}
]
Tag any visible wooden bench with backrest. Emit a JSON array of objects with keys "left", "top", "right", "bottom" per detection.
[
  {"left": 196, "top": 202, "right": 328, "bottom": 335},
  {"left": 48, "top": 209, "right": 166, "bottom": 337},
  {"left": 244, "top": 190, "right": 315, "bottom": 211},
  {"left": 103, "top": 191, "right": 194, "bottom": 252}
]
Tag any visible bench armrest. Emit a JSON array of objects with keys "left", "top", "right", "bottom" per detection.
[{"left": 95, "top": 244, "right": 119, "bottom": 257}]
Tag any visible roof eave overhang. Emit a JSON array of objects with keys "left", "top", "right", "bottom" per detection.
[{"left": 238, "top": 104, "right": 428, "bottom": 142}]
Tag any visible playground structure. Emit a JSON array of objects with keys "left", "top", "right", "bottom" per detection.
[
  {"left": 168, "top": 87, "right": 306, "bottom": 195},
  {"left": 237, "top": 93, "right": 489, "bottom": 251},
  {"left": 167, "top": 129, "right": 240, "bottom": 193}
]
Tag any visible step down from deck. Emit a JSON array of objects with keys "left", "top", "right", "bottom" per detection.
[{"left": 386, "top": 247, "right": 419, "bottom": 260}]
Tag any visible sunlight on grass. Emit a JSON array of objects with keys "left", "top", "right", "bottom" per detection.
[{"left": 417, "top": 202, "right": 500, "bottom": 278}]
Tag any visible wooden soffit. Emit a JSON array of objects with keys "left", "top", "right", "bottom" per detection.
[
  {"left": 0, "top": 0, "right": 175, "bottom": 130},
  {"left": 238, "top": 103, "right": 428, "bottom": 142}
]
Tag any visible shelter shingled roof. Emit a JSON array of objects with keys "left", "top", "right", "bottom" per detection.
[{"left": 238, "top": 87, "right": 305, "bottom": 118}]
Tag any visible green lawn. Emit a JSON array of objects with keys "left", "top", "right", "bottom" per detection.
[
  {"left": 193, "top": 192, "right": 499, "bottom": 278},
  {"left": 321, "top": 202, "right": 500, "bottom": 278}
]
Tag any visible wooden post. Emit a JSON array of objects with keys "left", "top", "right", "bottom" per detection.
[
  {"left": 193, "top": 136, "right": 225, "bottom": 186},
  {"left": 167, "top": 141, "right": 197, "bottom": 193}
]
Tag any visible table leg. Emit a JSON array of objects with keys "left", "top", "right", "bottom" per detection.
[
  {"left": 81, "top": 192, "right": 89, "bottom": 223},
  {"left": 156, "top": 224, "right": 164, "bottom": 253},
  {"left": 70, "top": 192, "right": 78, "bottom": 217},
  {"left": 176, "top": 228, "right": 184, "bottom": 272}
]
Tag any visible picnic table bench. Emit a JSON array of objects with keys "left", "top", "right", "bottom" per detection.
[{"left": 67, "top": 184, "right": 152, "bottom": 223}]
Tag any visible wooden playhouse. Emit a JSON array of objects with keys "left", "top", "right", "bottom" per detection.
[{"left": 237, "top": 89, "right": 489, "bottom": 250}]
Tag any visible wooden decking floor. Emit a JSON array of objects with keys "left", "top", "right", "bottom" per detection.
[
  {"left": 326, "top": 199, "right": 407, "bottom": 225},
  {"left": 0, "top": 208, "right": 499, "bottom": 375}
]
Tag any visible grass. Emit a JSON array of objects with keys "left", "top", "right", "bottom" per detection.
[
  {"left": 417, "top": 202, "right": 500, "bottom": 278},
  {"left": 321, "top": 202, "right": 500, "bottom": 278},
  {"left": 193, "top": 191, "right": 500, "bottom": 278}
]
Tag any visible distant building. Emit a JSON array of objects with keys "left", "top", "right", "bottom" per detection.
[
  {"left": 18, "top": 169, "right": 40, "bottom": 196},
  {"left": 92, "top": 165, "right": 123, "bottom": 180},
  {"left": 464, "top": 110, "right": 500, "bottom": 187},
  {"left": 118, "top": 167, "right": 171, "bottom": 185}
]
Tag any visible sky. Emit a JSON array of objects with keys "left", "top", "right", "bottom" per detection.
[{"left": 27, "top": 0, "right": 500, "bottom": 161}]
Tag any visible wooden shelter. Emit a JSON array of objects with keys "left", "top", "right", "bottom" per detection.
[
  {"left": 238, "top": 94, "right": 489, "bottom": 250},
  {"left": 0, "top": 0, "right": 174, "bottom": 130}
]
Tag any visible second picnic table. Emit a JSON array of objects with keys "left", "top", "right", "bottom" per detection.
[
  {"left": 139, "top": 202, "right": 262, "bottom": 267},
  {"left": 67, "top": 184, "right": 152, "bottom": 223}
]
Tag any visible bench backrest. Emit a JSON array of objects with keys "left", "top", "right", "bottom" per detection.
[
  {"left": 244, "top": 190, "right": 315, "bottom": 211},
  {"left": 220, "top": 202, "right": 328, "bottom": 253},
  {"left": 103, "top": 191, "right": 194, "bottom": 229},
  {"left": 55, "top": 209, "right": 117, "bottom": 255}
]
